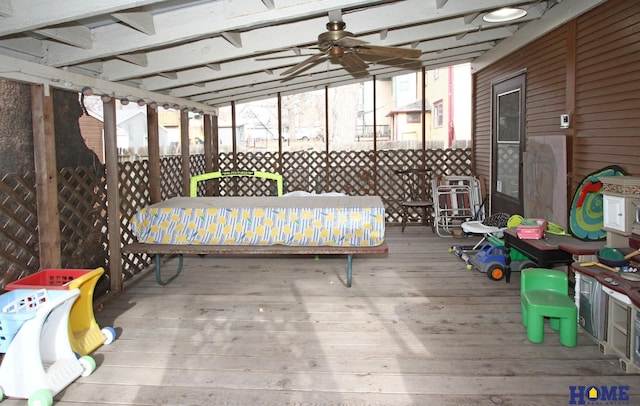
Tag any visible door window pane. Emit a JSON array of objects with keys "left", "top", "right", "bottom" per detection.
[{"left": 496, "top": 89, "right": 521, "bottom": 199}]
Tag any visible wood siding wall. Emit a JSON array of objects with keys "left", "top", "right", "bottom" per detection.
[
  {"left": 473, "top": 0, "right": 640, "bottom": 205},
  {"left": 79, "top": 114, "right": 104, "bottom": 163},
  {"left": 573, "top": 0, "right": 640, "bottom": 182}
]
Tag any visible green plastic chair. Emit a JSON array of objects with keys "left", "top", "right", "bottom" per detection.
[{"left": 520, "top": 268, "right": 577, "bottom": 347}]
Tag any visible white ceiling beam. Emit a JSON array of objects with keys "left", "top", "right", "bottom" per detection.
[
  {"left": 0, "top": 37, "right": 44, "bottom": 57},
  {"left": 0, "top": 0, "right": 171, "bottom": 37},
  {"left": 41, "top": 0, "right": 395, "bottom": 67},
  {"left": 472, "top": 0, "right": 607, "bottom": 72},
  {"left": 464, "top": 13, "right": 480, "bottom": 25},
  {"left": 202, "top": 53, "right": 477, "bottom": 106},
  {"left": 261, "top": 0, "right": 275, "bottom": 10},
  {"left": 112, "top": 10, "right": 156, "bottom": 35},
  {"left": 100, "top": 0, "right": 543, "bottom": 83},
  {"left": 221, "top": 31, "right": 242, "bottom": 48},
  {"left": 0, "top": 53, "right": 217, "bottom": 114},
  {"left": 176, "top": 42, "right": 489, "bottom": 103},
  {"left": 43, "top": 0, "right": 525, "bottom": 69},
  {"left": 117, "top": 52, "right": 148, "bottom": 66},
  {"left": 0, "top": 0, "right": 13, "bottom": 17},
  {"left": 0, "top": 46, "right": 41, "bottom": 63},
  {"left": 164, "top": 27, "right": 508, "bottom": 97},
  {"left": 140, "top": 24, "right": 517, "bottom": 92},
  {"left": 158, "top": 71, "right": 178, "bottom": 79},
  {"left": 35, "top": 24, "right": 93, "bottom": 49}
]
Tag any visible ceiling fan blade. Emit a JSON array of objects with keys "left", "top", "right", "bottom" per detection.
[
  {"left": 280, "top": 52, "right": 327, "bottom": 77},
  {"left": 356, "top": 44, "right": 421, "bottom": 59},
  {"left": 334, "top": 36, "right": 368, "bottom": 48},
  {"left": 341, "top": 52, "right": 369, "bottom": 75},
  {"left": 256, "top": 53, "right": 318, "bottom": 61}
]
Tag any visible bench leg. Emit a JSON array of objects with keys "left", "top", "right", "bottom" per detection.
[
  {"left": 346, "top": 254, "right": 353, "bottom": 288},
  {"left": 155, "top": 253, "right": 184, "bottom": 285}
]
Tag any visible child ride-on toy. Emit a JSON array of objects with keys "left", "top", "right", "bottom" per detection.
[{"left": 468, "top": 242, "right": 536, "bottom": 281}]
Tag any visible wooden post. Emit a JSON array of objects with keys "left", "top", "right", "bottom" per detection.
[
  {"left": 180, "top": 109, "right": 190, "bottom": 196},
  {"left": 211, "top": 114, "right": 219, "bottom": 172},
  {"left": 31, "top": 84, "right": 61, "bottom": 269},
  {"left": 277, "top": 92, "right": 283, "bottom": 173},
  {"left": 203, "top": 114, "right": 214, "bottom": 174},
  {"left": 201, "top": 114, "right": 213, "bottom": 196},
  {"left": 147, "top": 105, "right": 161, "bottom": 203},
  {"left": 211, "top": 114, "right": 221, "bottom": 195},
  {"left": 102, "top": 97, "right": 123, "bottom": 292},
  {"left": 231, "top": 101, "right": 238, "bottom": 194},
  {"left": 324, "top": 86, "right": 330, "bottom": 193},
  {"left": 421, "top": 66, "right": 427, "bottom": 154},
  {"left": 372, "top": 75, "right": 378, "bottom": 195}
]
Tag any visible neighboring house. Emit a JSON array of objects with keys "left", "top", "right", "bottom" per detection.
[
  {"left": 378, "top": 65, "right": 472, "bottom": 147},
  {"left": 79, "top": 108, "right": 172, "bottom": 159},
  {"left": 78, "top": 113, "right": 105, "bottom": 163},
  {"left": 387, "top": 100, "right": 432, "bottom": 143},
  {"left": 425, "top": 64, "right": 472, "bottom": 146},
  {"left": 119, "top": 109, "right": 170, "bottom": 154}
]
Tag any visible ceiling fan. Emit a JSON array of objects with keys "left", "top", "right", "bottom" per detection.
[{"left": 259, "top": 18, "right": 422, "bottom": 79}]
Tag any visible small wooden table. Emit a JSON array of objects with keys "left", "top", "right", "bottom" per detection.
[{"left": 502, "top": 228, "right": 603, "bottom": 283}]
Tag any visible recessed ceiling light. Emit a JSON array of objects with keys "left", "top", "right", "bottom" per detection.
[{"left": 483, "top": 7, "right": 527, "bottom": 23}]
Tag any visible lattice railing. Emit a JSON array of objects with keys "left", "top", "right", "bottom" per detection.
[
  {"left": 0, "top": 148, "right": 472, "bottom": 292},
  {"left": 0, "top": 172, "right": 39, "bottom": 286}
]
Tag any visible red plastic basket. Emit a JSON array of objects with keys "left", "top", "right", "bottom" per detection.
[{"left": 5, "top": 269, "right": 95, "bottom": 290}]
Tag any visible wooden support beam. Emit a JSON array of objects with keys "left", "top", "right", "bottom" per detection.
[
  {"left": 203, "top": 114, "right": 214, "bottom": 196},
  {"left": 0, "top": 0, "right": 13, "bottom": 17},
  {"left": 31, "top": 84, "right": 61, "bottom": 269},
  {"left": 147, "top": 105, "right": 161, "bottom": 203},
  {"left": 102, "top": 97, "right": 123, "bottom": 292},
  {"left": 117, "top": 52, "right": 148, "bottom": 67},
  {"left": 221, "top": 31, "right": 242, "bottom": 48},
  {"left": 35, "top": 24, "right": 93, "bottom": 49},
  {"left": 261, "top": 0, "right": 275, "bottom": 10},
  {"left": 112, "top": 10, "right": 156, "bottom": 35},
  {"left": 435, "top": 0, "right": 448, "bottom": 9},
  {"left": 180, "top": 109, "right": 190, "bottom": 196}
]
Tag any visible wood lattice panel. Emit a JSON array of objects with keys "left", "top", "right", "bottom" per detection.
[
  {"left": 160, "top": 156, "right": 183, "bottom": 199},
  {"left": 0, "top": 148, "right": 472, "bottom": 290},
  {"left": 119, "top": 159, "right": 153, "bottom": 280},
  {"left": 282, "top": 150, "right": 328, "bottom": 193},
  {"left": 57, "top": 166, "right": 109, "bottom": 271},
  {"left": 0, "top": 172, "right": 39, "bottom": 286}
]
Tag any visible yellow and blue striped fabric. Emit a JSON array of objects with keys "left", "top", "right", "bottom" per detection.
[{"left": 132, "top": 196, "right": 385, "bottom": 247}]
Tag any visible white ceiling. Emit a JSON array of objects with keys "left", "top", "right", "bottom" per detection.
[{"left": 0, "top": 0, "right": 605, "bottom": 115}]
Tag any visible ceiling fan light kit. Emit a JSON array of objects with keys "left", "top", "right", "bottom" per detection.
[{"left": 483, "top": 7, "right": 528, "bottom": 23}]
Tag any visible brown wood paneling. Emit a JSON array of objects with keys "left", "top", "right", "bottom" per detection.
[
  {"left": 573, "top": 0, "right": 640, "bottom": 187},
  {"left": 473, "top": 26, "right": 567, "bottom": 214},
  {"left": 474, "top": 0, "right": 640, "bottom": 208}
]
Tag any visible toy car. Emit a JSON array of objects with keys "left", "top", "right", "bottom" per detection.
[{"left": 468, "top": 243, "right": 537, "bottom": 281}]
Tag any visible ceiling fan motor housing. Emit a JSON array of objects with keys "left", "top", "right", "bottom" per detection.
[{"left": 318, "top": 21, "right": 353, "bottom": 50}]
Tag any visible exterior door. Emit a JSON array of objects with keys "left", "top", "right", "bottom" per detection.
[{"left": 491, "top": 73, "right": 525, "bottom": 215}]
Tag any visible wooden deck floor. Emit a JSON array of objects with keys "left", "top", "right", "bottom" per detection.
[{"left": 8, "top": 226, "right": 639, "bottom": 405}]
